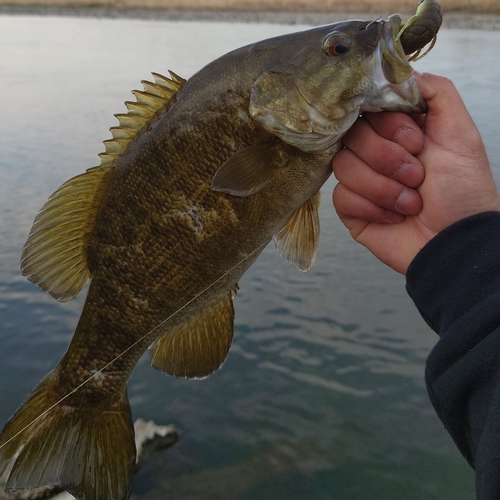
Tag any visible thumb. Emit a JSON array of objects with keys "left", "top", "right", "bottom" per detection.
[
  {"left": 414, "top": 72, "right": 482, "bottom": 150},
  {"left": 414, "top": 72, "right": 499, "bottom": 227}
]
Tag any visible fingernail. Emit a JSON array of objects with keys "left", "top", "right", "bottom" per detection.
[
  {"left": 394, "top": 163, "right": 425, "bottom": 188},
  {"left": 394, "top": 128, "right": 423, "bottom": 154},
  {"left": 395, "top": 188, "right": 420, "bottom": 215}
]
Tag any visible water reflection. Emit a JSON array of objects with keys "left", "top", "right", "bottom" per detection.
[{"left": 1, "top": 14, "right": 497, "bottom": 500}]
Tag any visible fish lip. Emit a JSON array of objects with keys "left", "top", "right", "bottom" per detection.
[{"left": 381, "top": 15, "right": 407, "bottom": 64}]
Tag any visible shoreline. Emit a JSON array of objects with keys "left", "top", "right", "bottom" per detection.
[{"left": 0, "top": 5, "right": 499, "bottom": 30}]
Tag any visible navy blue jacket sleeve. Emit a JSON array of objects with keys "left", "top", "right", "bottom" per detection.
[{"left": 406, "top": 212, "right": 500, "bottom": 500}]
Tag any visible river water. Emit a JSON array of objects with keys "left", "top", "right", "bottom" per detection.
[{"left": 0, "top": 14, "right": 499, "bottom": 500}]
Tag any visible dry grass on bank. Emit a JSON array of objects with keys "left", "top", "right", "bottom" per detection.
[{"left": 0, "top": 0, "right": 499, "bottom": 14}]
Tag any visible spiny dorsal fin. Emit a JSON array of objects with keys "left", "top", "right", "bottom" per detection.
[
  {"left": 106, "top": 70, "right": 185, "bottom": 160},
  {"left": 273, "top": 192, "right": 321, "bottom": 272},
  {"left": 150, "top": 292, "right": 235, "bottom": 379},
  {"left": 21, "top": 71, "right": 186, "bottom": 301}
]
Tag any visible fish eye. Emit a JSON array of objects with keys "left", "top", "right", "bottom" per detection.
[{"left": 322, "top": 33, "right": 351, "bottom": 56}]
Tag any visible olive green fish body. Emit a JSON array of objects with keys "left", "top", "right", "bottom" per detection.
[
  {"left": 56, "top": 34, "right": 347, "bottom": 399},
  {"left": 63, "top": 88, "right": 333, "bottom": 397},
  {"left": 0, "top": 9, "right": 442, "bottom": 500}
]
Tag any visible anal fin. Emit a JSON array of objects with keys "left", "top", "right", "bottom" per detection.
[
  {"left": 273, "top": 192, "right": 321, "bottom": 272},
  {"left": 150, "top": 292, "right": 235, "bottom": 379}
]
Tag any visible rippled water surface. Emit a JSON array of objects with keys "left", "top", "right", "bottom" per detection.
[{"left": 1, "top": 14, "right": 499, "bottom": 500}]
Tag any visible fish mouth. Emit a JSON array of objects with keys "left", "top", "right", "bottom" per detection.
[{"left": 363, "top": 16, "right": 427, "bottom": 114}]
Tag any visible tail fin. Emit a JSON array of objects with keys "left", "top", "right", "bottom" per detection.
[{"left": 0, "top": 371, "right": 136, "bottom": 500}]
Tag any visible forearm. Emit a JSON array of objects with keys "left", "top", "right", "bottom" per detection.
[{"left": 406, "top": 211, "right": 500, "bottom": 499}]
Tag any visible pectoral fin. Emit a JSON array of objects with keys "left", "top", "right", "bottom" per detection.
[
  {"left": 211, "top": 140, "right": 287, "bottom": 197},
  {"left": 150, "top": 292, "right": 235, "bottom": 379},
  {"left": 273, "top": 192, "right": 321, "bottom": 272}
]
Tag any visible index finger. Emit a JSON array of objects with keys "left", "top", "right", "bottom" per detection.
[{"left": 363, "top": 111, "right": 424, "bottom": 155}]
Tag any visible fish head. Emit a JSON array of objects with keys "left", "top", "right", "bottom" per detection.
[{"left": 249, "top": 15, "right": 426, "bottom": 152}]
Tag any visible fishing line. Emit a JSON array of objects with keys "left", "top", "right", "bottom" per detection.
[{"left": 0, "top": 238, "right": 270, "bottom": 451}]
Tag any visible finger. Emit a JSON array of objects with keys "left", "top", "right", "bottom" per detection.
[
  {"left": 364, "top": 111, "right": 424, "bottom": 154},
  {"left": 333, "top": 183, "right": 406, "bottom": 229},
  {"left": 342, "top": 118, "right": 425, "bottom": 188},
  {"left": 333, "top": 148, "right": 423, "bottom": 215}
]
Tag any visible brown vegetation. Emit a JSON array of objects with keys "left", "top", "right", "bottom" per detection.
[{"left": 0, "top": 0, "right": 498, "bottom": 14}]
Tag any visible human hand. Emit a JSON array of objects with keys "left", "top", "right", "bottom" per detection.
[{"left": 332, "top": 72, "right": 500, "bottom": 274}]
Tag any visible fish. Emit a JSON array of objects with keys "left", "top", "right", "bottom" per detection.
[{"left": 0, "top": 8, "right": 439, "bottom": 500}]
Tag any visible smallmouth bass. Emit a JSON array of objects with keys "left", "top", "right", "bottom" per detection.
[{"left": 0, "top": 9, "right": 440, "bottom": 500}]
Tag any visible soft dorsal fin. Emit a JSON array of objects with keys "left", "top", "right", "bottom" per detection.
[
  {"left": 211, "top": 140, "right": 289, "bottom": 197},
  {"left": 273, "top": 192, "right": 321, "bottom": 272},
  {"left": 21, "top": 71, "right": 185, "bottom": 302},
  {"left": 150, "top": 291, "right": 236, "bottom": 379},
  {"left": 21, "top": 166, "right": 113, "bottom": 302}
]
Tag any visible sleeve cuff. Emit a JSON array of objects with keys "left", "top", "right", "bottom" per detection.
[{"left": 406, "top": 211, "right": 500, "bottom": 335}]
